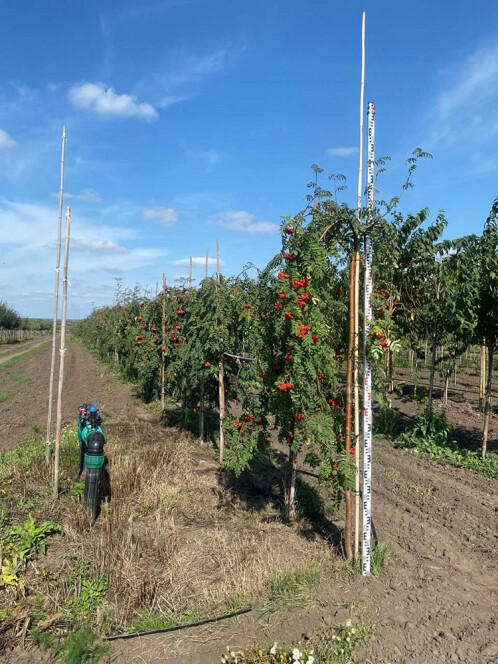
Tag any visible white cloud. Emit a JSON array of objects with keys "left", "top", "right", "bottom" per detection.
[
  {"left": 68, "top": 82, "right": 157, "bottom": 120},
  {"left": 171, "top": 256, "right": 223, "bottom": 267},
  {"left": 64, "top": 188, "right": 102, "bottom": 203},
  {"left": 158, "top": 95, "right": 188, "bottom": 109},
  {"left": 326, "top": 146, "right": 358, "bottom": 157},
  {"left": 0, "top": 129, "right": 16, "bottom": 150},
  {"left": 71, "top": 238, "right": 129, "bottom": 254},
  {"left": 142, "top": 206, "right": 179, "bottom": 227},
  {"left": 0, "top": 199, "right": 167, "bottom": 317},
  {"left": 437, "top": 42, "right": 498, "bottom": 116},
  {"left": 214, "top": 210, "right": 278, "bottom": 234},
  {"left": 421, "top": 41, "right": 498, "bottom": 156},
  {"left": 163, "top": 49, "right": 228, "bottom": 89}
]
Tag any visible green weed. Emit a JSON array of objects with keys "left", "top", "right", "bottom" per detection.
[
  {"left": 395, "top": 411, "right": 498, "bottom": 478},
  {"left": 0, "top": 514, "right": 63, "bottom": 587},
  {"left": 57, "top": 628, "right": 110, "bottom": 664}
]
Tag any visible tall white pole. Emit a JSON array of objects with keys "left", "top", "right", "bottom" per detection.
[
  {"left": 354, "top": 11, "right": 366, "bottom": 560},
  {"left": 46, "top": 126, "right": 67, "bottom": 465},
  {"left": 362, "top": 101, "right": 375, "bottom": 576},
  {"left": 52, "top": 206, "right": 71, "bottom": 500}
]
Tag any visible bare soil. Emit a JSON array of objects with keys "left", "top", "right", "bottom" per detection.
[{"left": 0, "top": 342, "right": 496, "bottom": 663}]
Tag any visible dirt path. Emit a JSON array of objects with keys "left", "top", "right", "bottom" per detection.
[
  {"left": 1, "top": 343, "right": 497, "bottom": 663},
  {"left": 0, "top": 336, "right": 53, "bottom": 365},
  {"left": 352, "top": 439, "right": 498, "bottom": 663},
  {"left": 0, "top": 338, "right": 140, "bottom": 449}
]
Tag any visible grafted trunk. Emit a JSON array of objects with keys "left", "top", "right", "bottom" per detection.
[
  {"left": 479, "top": 342, "right": 486, "bottom": 411},
  {"left": 218, "top": 360, "right": 226, "bottom": 462},
  {"left": 482, "top": 341, "right": 494, "bottom": 458},
  {"left": 286, "top": 448, "right": 298, "bottom": 522},
  {"left": 427, "top": 323, "right": 438, "bottom": 414}
]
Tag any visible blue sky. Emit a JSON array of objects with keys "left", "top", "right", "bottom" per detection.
[{"left": 0, "top": 0, "right": 497, "bottom": 318}]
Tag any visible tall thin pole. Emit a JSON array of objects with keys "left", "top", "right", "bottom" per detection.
[
  {"left": 362, "top": 101, "right": 375, "bottom": 576},
  {"left": 52, "top": 206, "right": 71, "bottom": 500},
  {"left": 354, "top": 10, "right": 366, "bottom": 560},
  {"left": 46, "top": 125, "right": 67, "bottom": 465},
  {"left": 216, "top": 239, "right": 225, "bottom": 461},
  {"left": 216, "top": 240, "right": 220, "bottom": 283},
  {"left": 161, "top": 274, "right": 166, "bottom": 410}
]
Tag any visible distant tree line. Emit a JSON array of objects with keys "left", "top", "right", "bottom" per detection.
[{"left": 0, "top": 300, "right": 51, "bottom": 331}]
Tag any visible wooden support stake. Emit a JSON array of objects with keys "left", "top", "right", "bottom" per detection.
[
  {"left": 52, "top": 207, "right": 71, "bottom": 500},
  {"left": 161, "top": 274, "right": 166, "bottom": 410},
  {"left": 46, "top": 125, "right": 66, "bottom": 465}
]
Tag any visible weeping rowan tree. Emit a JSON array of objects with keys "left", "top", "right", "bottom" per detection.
[{"left": 258, "top": 209, "right": 353, "bottom": 524}]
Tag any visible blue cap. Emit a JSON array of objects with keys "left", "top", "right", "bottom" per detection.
[{"left": 89, "top": 405, "right": 98, "bottom": 413}]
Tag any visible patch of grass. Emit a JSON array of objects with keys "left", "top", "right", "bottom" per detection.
[
  {"left": 369, "top": 540, "right": 391, "bottom": 577},
  {"left": 127, "top": 607, "right": 200, "bottom": 633},
  {"left": 264, "top": 564, "right": 321, "bottom": 612},
  {"left": 1, "top": 419, "right": 342, "bottom": 656},
  {"left": 14, "top": 372, "right": 30, "bottom": 384},
  {"left": 0, "top": 390, "right": 11, "bottom": 402},
  {"left": 353, "top": 540, "right": 391, "bottom": 577}
]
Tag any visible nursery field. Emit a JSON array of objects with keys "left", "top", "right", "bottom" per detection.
[{"left": 0, "top": 340, "right": 496, "bottom": 664}]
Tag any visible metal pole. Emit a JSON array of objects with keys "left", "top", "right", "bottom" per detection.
[{"left": 362, "top": 101, "right": 375, "bottom": 576}]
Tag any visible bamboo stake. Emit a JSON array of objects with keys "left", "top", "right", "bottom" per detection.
[
  {"left": 344, "top": 256, "right": 354, "bottom": 560},
  {"left": 482, "top": 341, "right": 494, "bottom": 457},
  {"left": 161, "top": 274, "right": 166, "bottom": 410},
  {"left": 46, "top": 125, "right": 67, "bottom": 465},
  {"left": 216, "top": 239, "right": 225, "bottom": 461},
  {"left": 353, "top": 10, "right": 366, "bottom": 561},
  {"left": 216, "top": 240, "right": 220, "bottom": 283},
  {"left": 52, "top": 207, "right": 71, "bottom": 500}
]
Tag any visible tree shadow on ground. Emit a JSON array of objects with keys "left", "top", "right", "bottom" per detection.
[
  {"left": 451, "top": 425, "right": 498, "bottom": 454},
  {"left": 219, "top": 450, "right": 344, "bottom": 552},
  {"left": 161, "top": 405, "right": 219, "bottom": 440}
]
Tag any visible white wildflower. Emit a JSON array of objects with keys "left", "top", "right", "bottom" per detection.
[{"left": 270, "top": 643, "right": 278, "bottom": 656}]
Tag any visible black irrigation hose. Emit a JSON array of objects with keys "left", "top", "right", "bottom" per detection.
[{"left": 104, "top": 606, "right": 252, "bottom": 642}]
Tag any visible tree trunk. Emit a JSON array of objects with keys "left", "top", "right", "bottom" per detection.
[
  {"left": 286, "top": 448, "right": 298, "bottom": 522},
  {"left": 479, "top": 342, "right": 486, "bottom": 411},
  {"left": 482, "top": 341, "right": 494, "bottom": 458},
  {"left": 444, "top": 374, "right": 449, "bottom": 406},
  {"left": 427, "top": 323, "right": 438, "bottom": 414},
  {"left": 218, "top": 360, "right": 226, "bottom": 462},
  {"left": 199, "top": 377, "right": 205, "bottom": 441},
  {"left": 387, "top": 349, "right": 394, "bottom": 393}
]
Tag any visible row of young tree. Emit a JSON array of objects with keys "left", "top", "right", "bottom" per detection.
[{"left": 75, "top": 170, "right": 497, "bottom": 553}]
